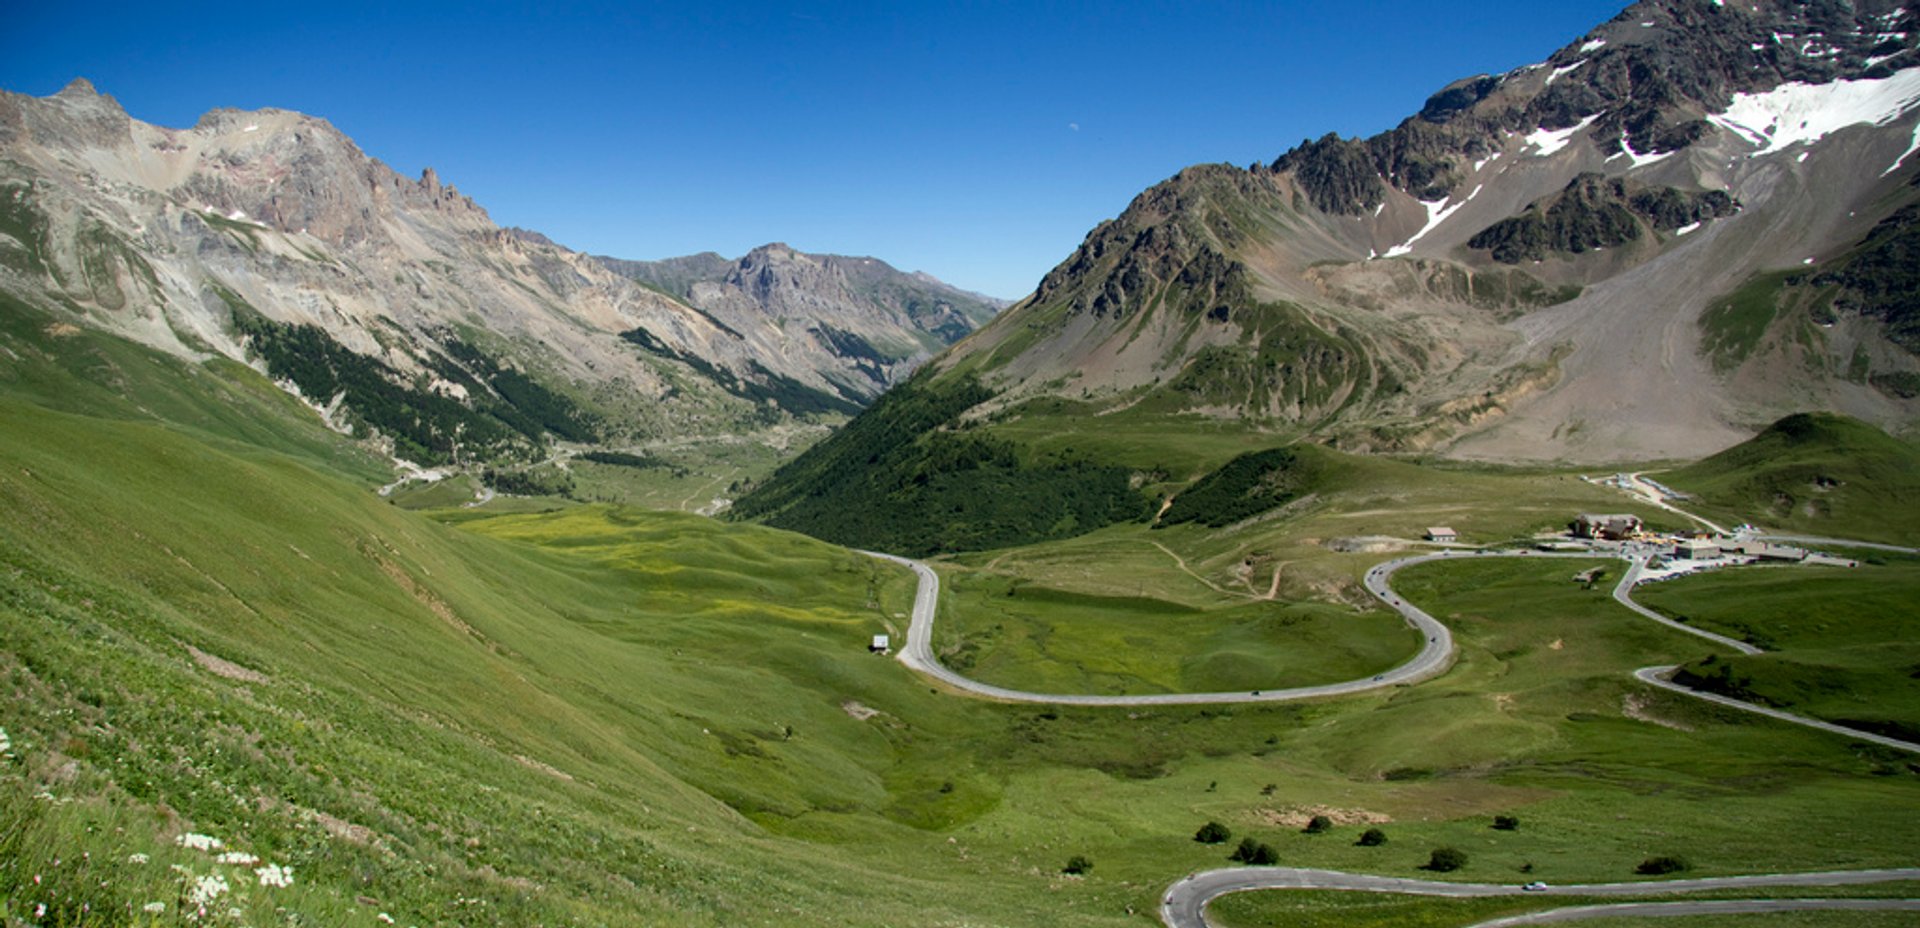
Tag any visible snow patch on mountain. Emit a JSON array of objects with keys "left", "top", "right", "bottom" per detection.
[
  {"left": 1525, "top": 114, "right": 1601, "bottom": 157},
  {"left": 1888, "top": 121, "right": 1920, "bottom": 176},
  {"left": 1707, "top": 69, "right": 1920, "bottom": 167},
  {"left": 1608, "top": 135, "right": 1677, "bottom": 168},
  {"left": 1383, "top": 185, "right": 1484, "bottom": 258},
  {"left": 1548, "top": 60, "right": 1587, "bottom": 85}
]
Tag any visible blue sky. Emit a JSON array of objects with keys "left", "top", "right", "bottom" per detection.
[{"left": 4, "top": 2, "right": 1629, "bottom": 298}]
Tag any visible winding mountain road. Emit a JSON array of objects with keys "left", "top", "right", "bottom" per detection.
[
  {"left": 867, "top": 546, "right": 1916, "bottom": 755},
  {"left": 1610, "top": 555, "right": 1761, "bottom": 655},
  {"left": 864, "top": 535, "right": 1919, "bottom": 928},
  {"left": 862, "top": 549, "right": 1462, "bottom": 706},
  {"left": 1158, "top": 867, "right": 1920, "bottom": 928}
]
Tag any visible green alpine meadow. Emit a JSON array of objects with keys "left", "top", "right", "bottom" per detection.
[{"left": 5, "top": 1, "right": 1920, "bottom": 926}]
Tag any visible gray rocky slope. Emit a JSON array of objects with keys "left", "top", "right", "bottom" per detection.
[
  {"left": 600, "top": 243, "right": 1005, "bottom": 401},
  {"left": 0, "top": 80, "right": 996, "bottom": 462},
  {"left": 935, "top": 0, "right": 1920, "bottom": 462}
]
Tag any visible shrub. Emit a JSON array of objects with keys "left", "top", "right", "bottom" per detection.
[
  {"left": 1195, "top": 821, "right": 1232, "bottom": 844},
  {"left": 1636, "top": 855, "right": 1690, "bottom": 875},
  {"left": 1229, "top": 837, "right": 1259, "bottom": 862},
  {"left": 1357, "top": 827, "right": 1387, "bottom": 847},
  {"left": 1492, "top": 815, "right": 1520, "bottom": 831},
  {"left": 1249, "top": 842, "right": 1279, "bottom": 866},
  {"left": 1304, "top": 814, "right": 1332, "bottom": 834},
  {"left": 1425, "top": 847, "right": 1468, "bottom": 872},
  {"left": 1063, "top": 855, "right": 1093, "bottom": 875}
]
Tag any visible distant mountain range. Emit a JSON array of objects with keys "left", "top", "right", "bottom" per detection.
[
  {"left": 598, "top": 243, "right": 1004, "bottom": 404},
  {"left": 0, "top": 82, "right": 999, "bottom": 465}
]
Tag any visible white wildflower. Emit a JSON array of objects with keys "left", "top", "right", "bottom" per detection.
[
  {"left": 214, "top": 851, "right": 258, "bottom": 866},
  {"left": 176, "top": 833, "right": 223, "bottom": 852},
  {"left": 254, "top": 863, "right": 293, "bottom": 888},
  {"left": 128, "top": 852, "right": 150, "bottom": 864},
  {"left": 0, "top": 726, "right": 11, "bottom": 753},
  {"left": 377, "top": 914, "right": 395, "bottom": 924},
  {"left": 187, "top": 873, "right": 229, "bottom": 906},
  {"left": 143, "top": 901, "right": 166, "bottom": 913}
]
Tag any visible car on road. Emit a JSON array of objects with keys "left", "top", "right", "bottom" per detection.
[{"left": 1523, "top": 881, "right": 1549, "bottom": 892}]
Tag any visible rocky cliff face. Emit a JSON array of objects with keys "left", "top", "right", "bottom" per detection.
[
  {"left": 0, "top": 80, "right": 990, "bottom": 465},
  {"left": 600, "top": 243, "right": 1003, "bottom": 401},
  {"left": 926, "top": 0, "right": 1920, "bottom": 461},
  {"left": 1280, "top": 0, "right": 1919, "bottom": 215}
]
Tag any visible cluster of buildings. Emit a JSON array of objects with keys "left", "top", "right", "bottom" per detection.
[
  {"left": 1670, "top": 537, "right": 1808, "bottom": 563},
  {"left": 1568, "top": 512, "right": 1812, "bottom": 564}
]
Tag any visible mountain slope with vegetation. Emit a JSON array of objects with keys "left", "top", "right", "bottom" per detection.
[
  {"left": 740, "top": 1, "right": 1920, "bottom": 556},
  {"left": 0, "top": 81, "right": 996, "bottom": 473},
  {"left": 6, "top": 319, "right": 1920, "bottom": 926},
  {"left": 1656, "top": 412, "right": 1920, "bottom": 543}
]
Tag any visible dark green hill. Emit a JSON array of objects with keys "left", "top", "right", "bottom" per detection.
[
  {"left": 1658, "top": 413, "right": 1920, "bottom": 543},
  {"left": 731, "top": 373, "right": 1150, "bottom": 556},
  {"left": 1156, "top": 446, "right": 1329, "bottom": 529}
]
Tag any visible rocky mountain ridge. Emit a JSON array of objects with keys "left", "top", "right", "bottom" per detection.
[
  {"left": 0, "top": 80, "right": 997, "bottom": 465},
  {"left": 600, "top": 243, "right": 1005, "bottom": 400},
  {"left": 925, "top": 0, "right": 1920, "bottom": 461}
]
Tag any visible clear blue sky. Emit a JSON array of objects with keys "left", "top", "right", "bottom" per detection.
[{"left": 3, "top": 1, "right": 1630, "bottom": 299}]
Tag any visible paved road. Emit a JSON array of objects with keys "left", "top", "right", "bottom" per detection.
[
  {"left": 1635, "top": 665, "right": 1920, "bottom": 754},
  {"left": 863, "top": 544, "right": 1920, "bottom": 925},
  {"left": 1463, "top": 898, "right": 1920, "bottom": 927},
  {"left": 1623, "top": 472, "right": 1730, "bottom": 535},
  {"left": 869, "top": 545, "right": 1914, "bottom": 754},
  {"left": 1752, "top": 533, "right": 1920, "bottom": 555},
  {"left": 1610, "top": 556, "right": 1762, "bottom": 655},
  {"left": 1159, "top": 866, "right": 1920, "bottom": 928},
  {"left": 862, "top": 549, "right": 1492, "bottom": 706}
]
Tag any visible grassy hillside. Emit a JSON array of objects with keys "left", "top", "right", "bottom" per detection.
[
  {"left": 1656, "top": 413, "right": 1920, "bottom": 543},
  {"left": 9, "top": 402, "right": 1919, "bottom": 926},
  {"left": 5, "top": 310, "right": 1918, "bottom": 925},
  {"left": 1639, "top": 560, "right": 1920, "bottom": 743},
  {"left": 0, "top": 293, "right": 389, "bottom": 485}
]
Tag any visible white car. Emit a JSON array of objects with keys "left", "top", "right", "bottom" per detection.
[{"left": 1523, "top": 881, "right": 1549, "bottom": 892}]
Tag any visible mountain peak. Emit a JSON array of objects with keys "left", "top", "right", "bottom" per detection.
[{"left": 55, "top": 77, "right": 100, "bottom": 98}]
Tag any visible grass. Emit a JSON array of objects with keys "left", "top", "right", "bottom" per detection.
[
  {"left": 1634, "top": 559, "right": 1920, "bottom": 741},
  {"left": 4, "top": 319, "right": 1919, "bottom": 924},
  {"left": 933, "top": 566, "right": 1417, "bottom": 694},
  {"left": 0, "top": 293, "right": 389, "bottom": 485},
  {"left": 1209, "top": 885, "right": 1920, "bottom": 928},
  {"left": 1654, "top": 412, "right": 1920, "bottom": 545},
  {"left": 1697, "top": 271, "right": 1800, "bottom": 372}
]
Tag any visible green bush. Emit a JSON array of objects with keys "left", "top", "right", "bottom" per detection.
[
  {"left": 1492, "top": 815, "right": 1519, "bottom": 831},
  {"left": 1229, "top": 837, "right": 1279, "bottom": 865},
  {"left": 1636, "top": 855, "right": 1690, "bottom": 875},
  {"left": 1195, "top": 821, "right": 1232, "bottom": 844},
  {"left": 1229, "top": 837, "right": 1259, "bottom": 862},
  {"left": 1063, "top": 855, "right": 1093, "bottom": 875},
  {"left": 1425, "top": 847, "right": 1468, "bottom": 872},
  {"left": 1356, "top": 827, "right": 1387, "bottom": 847},
  {"left": 1304, "top": 814, "right": 1332, "bottom": 834}
]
